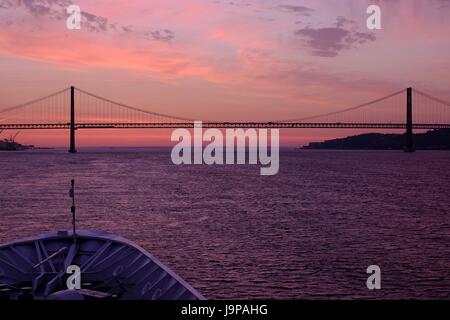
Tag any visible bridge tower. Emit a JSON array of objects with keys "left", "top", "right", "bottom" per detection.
[
  {"left": 69, "top": 86, "right": 77, "bottom": 153},
  {"left": 405, "top": 87, "right": 415, "bottom": 152}
]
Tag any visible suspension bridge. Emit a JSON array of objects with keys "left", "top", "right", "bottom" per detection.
[{"left": 0, "top": 86, "right": 449, "bottom": 153}]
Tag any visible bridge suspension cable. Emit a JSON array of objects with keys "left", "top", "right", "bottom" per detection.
[
  {"left": 0, "top": 88, "right": 69, "bottom": 115},
  {"left": 74, "top": 87, "right": 195, "bottom": 123},
  {"left": 412, "top": 89, "right": 450, "bottom": 125},
  {"left": 275, "top": 89, "right": 406, "bottom": 123},
  {"left": 0, "top": 86, "right": 449, "bottom": 128}
]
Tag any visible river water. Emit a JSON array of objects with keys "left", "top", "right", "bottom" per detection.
[{"left": 0, "top": 149, "right": 449, "bottom": 299}]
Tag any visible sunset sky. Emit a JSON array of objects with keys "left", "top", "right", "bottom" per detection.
[{"left": 0, "top": 0, "right": 449, "bottom": 147}]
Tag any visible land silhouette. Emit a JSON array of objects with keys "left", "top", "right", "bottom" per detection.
[{"left": 302, "top": 129, "right": 450, "bottom": 150}]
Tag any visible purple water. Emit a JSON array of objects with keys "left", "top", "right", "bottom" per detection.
[{"left": 0, "top": 148, "right": 449, "bottom": 299}]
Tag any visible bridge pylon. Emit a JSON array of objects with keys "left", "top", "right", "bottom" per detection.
[
  {"left": 69, "top": 86, "right": 77, "bottom": 153},
  {"left": 405, "top": 87, "right": 415, "bottom": 153}
]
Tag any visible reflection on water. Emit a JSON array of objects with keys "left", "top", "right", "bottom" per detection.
[{"left": 0, "top": 148, "right": 449, "bottom": 299}]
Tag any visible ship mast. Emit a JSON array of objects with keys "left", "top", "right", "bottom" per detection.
[{"left": 69, "top": 179, "right": 77, "bottom": 241}]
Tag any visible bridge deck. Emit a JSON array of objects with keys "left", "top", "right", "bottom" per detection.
[{"left": 0, "top": 123, "right": 450, "bottom": 130}]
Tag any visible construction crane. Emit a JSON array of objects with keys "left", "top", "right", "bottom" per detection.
[
  {"left": 12, "top": 131, "right": 20, "bottom": 141},
  {"left": 6, "top": 131, "right": 20, "bottom": 143}
]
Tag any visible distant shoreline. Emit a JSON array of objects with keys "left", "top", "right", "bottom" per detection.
[{"left": 3, "top": 130, "right": 450, "bottom": 152}]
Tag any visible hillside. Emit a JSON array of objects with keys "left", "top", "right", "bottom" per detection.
[{"left": 302, "top": 129, "right": 450, "bottom": 150}]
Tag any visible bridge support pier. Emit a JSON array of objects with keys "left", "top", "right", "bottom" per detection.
[
  {"left": 69, "top": 86, "right": 77, "bottom": 153},
  {"left": 405, "top": 87, "right": 415, "bottom": 153}
]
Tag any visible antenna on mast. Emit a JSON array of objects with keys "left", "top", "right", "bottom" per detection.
[{"left": 69, "top": 179, "right": 76, "bottom": 241}]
